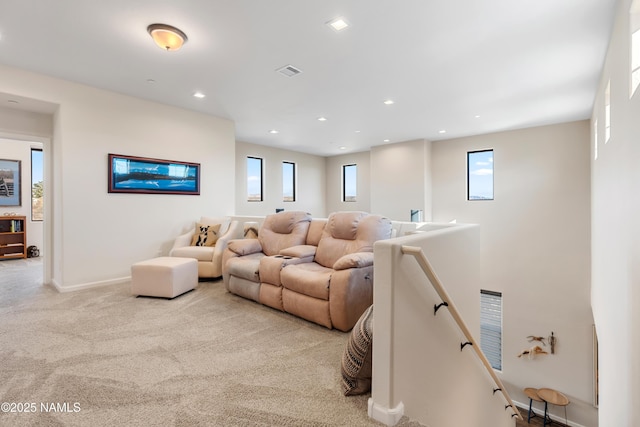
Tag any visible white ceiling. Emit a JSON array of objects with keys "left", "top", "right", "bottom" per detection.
[{"left": 0, "top": 0, "right": 616, "bottom": 156}]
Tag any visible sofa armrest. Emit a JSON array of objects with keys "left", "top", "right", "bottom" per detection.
[
  {"left": 280, "top": 244, "right": 317, "bottom": 259},
  {"left": 227, "top": 238, "right": 263, "bottom": 256},
  {"left": 211, "top": 220, "right": 242, "bottom": 259},
  {"left": 171, "top": 230, "right": 195, "bottom": 251},
  {"left": 333, "top": 252, "right": 374, "bottom": 271}
]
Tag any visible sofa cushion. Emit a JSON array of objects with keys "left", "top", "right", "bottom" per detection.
[
  {"left": 258, "top": 211, "right": 312, "bottom": 256},
  {"left": 170, "top": 245, "right": 214, "bottom": 262},
  {"left": 280, "top": 262, "right": 333, "bottom": 300},
  {"left": 315, "top": 212, "right": 392, "bottom": 269},
  {"left": 341, "top": 305, "right": 373, "bottom": 395},
  {"left": 225, "top": 252, "right": 264, "bottom": 282},
  {"left": 306, "top": 218, "right": 327, "bottom": 246},
  {"left": 190, "top": 223, "right": 221, "bottom": 247}
]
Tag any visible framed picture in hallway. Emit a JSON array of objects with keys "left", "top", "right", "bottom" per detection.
[
  {"left": 108, "top": 154, "right": 200, "bottom": 195},
  {"left": 0, "top": 159, "right": 21, "bottom": 206}
]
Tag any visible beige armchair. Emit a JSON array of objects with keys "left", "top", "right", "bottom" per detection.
[{"left": 170, "top": 216, "right": 241, "bottom": 278}]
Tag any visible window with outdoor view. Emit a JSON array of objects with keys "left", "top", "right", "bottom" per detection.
[
  {"left": 31, "top": 148, "right": 43, "bottom": 221},
  {"left": 247, "top": 156, "right": 263, "bottom": 202},
  {"left": 283, "top": 161, "right": 296, "bottom": 202},
  {"left": 467, "top": 150, "right": 494, "bottom": 200},
  {"left": 342, "top": 164, "right": 356, "bottom": 202}
]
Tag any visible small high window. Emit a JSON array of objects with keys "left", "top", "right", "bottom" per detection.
[
  {"left": 631, "top": 0, "right": 640, "bottom": 97},
  {"left": 605, "top": 80, "right": 611, "bottom": 143},
  {"left": 342, "top": 164, "right": 357, "bottom": 202},
  {"left": 594, "top": 119, "right": 599, "bottom": 160},
  {"left": 31, "top": 148, "right": 43, "bottom": 221},
  {"left": 282, "top": 161, "right": 296, "bottom": 202},
  {"left": 247, "top": 157, "right": 263, "bottom": 202},
  {"left": 467, "top": 150, "right": 494, "bottom": 201},
  {"left": 480, "top": 290, "right": 502, "bottom": 371}
]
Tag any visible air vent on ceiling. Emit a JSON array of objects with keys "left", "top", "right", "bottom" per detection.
[{"left": 276, "top": 64, "right": 303, "bottom": 77}]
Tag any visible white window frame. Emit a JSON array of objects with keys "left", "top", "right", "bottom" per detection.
[
  {"left": 631, "top": 0, "right": 640, "bottom": 97},
  {"left": 282, "top": 161, "right": 296, "bottom": 202},
  {"left": 605, "top": 80, "right": 611, "bottom": 144},
  {"left": 247, "top": 156, "right": 263, "bottom": 202}
]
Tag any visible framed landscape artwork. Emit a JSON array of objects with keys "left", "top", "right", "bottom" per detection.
[
  {"left": 108, "top": 154, "right": 200, "bottom": 195},
  {"left": 0, "top": 159, "right": 21, "bottom": 206}
]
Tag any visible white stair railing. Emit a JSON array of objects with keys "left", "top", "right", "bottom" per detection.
[{"left": 401, "top": 245, "right": 523, "bottom": 421}]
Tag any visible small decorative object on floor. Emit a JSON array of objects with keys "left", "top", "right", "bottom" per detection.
[
  {"left": 549, "top": 331, "right": 557, "bottom": 354},
  {"left": 517, "top": 345, "right": 548, "bottom": 359},
  {"left": 27, "top": 245, "right": 39, "bottom": 258}
]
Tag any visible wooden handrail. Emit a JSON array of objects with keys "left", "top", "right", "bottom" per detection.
[{"left": 401, "top": 245, "right": 523, "bottom": 421}]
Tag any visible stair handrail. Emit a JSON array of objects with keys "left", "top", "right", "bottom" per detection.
[{"left": 401, "top": 245, "right": 523, "bottom": 421}]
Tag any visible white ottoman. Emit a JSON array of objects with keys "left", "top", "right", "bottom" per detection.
[{"left": 131, "top": 257, "right": 198, "bottom": 298}]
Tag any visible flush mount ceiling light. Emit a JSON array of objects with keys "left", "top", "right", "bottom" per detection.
[
  {"left": 327, "top": 17, "right": 349, "bottom": 32},
  {"left": 147, "top": 23, "right": 188, "bottom": 51}
]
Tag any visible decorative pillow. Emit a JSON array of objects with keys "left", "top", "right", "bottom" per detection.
[
  {"left": 190, "top": 223, "right": 221, "bottom": 247},
  {"left": 341, "top": 305, "right": 373, "bottom": 396}
]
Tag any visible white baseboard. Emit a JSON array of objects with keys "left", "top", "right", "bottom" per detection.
[
  {"left": 368, "top": 398, "right": 404, "bottom": 426},
  {"left": 50, "top": 276, "right": 130, "bottom": 293},
  {"left": 513, "top": 399, "right": 587, "bottom": 427}
]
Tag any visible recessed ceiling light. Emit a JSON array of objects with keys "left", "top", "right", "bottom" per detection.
[
  {"left": 193, "top": 92, "right": 206, "bottom": 98},
  {"left": 438, "top": 130, "right": 446, "bottom": 134},
  {"left": 146, "top": 79, "right": 156, "bottom": 84},
  {"left": 7, "top": 100, "right": 19, "bottom": 104},
  {"left": 317, "top": 117, "right": 327, "bottom": 121},
  {"left": 269, "top": 129, "right": 279, "bottom": 134},
  {"left": 383, "top": 139, "right": 390, "bottom": 142},
  {"left": 383, "top": 99, "right": 394, "bottom": 105},
  {"left": 327, "top": 17, "right": 349, "bottom": 32},
  {"left": 475, "top": 115, "right": 481, "bottom": 118},
  {"left": 339, "top": 146, "right": 347, "bottom": 150},
  {"left": 355, "top": 130, "right": 361, "bottom": 133}
]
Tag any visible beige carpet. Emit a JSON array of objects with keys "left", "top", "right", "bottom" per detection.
[{"left": 0, "top": 258, "right": 422, "bottom": 427}]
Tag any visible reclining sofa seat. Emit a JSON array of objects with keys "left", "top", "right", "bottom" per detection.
[
  {"left": 280, "top": 211, "right": 392, "bottom": 331},
  {"left": 222, "top": 211, "right": 314, "bottom": 303}
]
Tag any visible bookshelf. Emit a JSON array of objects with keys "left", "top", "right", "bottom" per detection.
[{"left": 0, "top": 215, "right": 27, "bottom": 259}]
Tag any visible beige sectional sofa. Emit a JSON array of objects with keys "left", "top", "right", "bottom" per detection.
[{"left": 222, "top": 210, "right": 392, "bottom": 331}]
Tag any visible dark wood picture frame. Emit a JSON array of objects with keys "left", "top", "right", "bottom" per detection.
[
  {"left": 0, "top": 158, "right": 22, "bottom": 206},
  {"left": 108, "top": 153, "right": 200, "bottom": 195}
]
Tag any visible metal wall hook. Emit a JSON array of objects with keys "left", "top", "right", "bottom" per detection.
[{"left": 434, "top": 301, "right": 449, "bottom": 315}]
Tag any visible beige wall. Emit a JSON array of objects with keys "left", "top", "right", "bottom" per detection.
[
  {"left": 0, "top": 64, "right": 236, "bottom": 290},
  {"left": 371, "top": 139, "right": 432, "bottom": 222},
  {"left": 325, "top": 150, "right": 371, "bottom": 214},
  {"left": 235, "top": 141, "right": 326, "bottom": 217},
  {"left": 432, "top": 121, "right": 595, "bottom": 426},
  {"left": 591, "top": 0, "right": 640, "bottom": 425}
]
